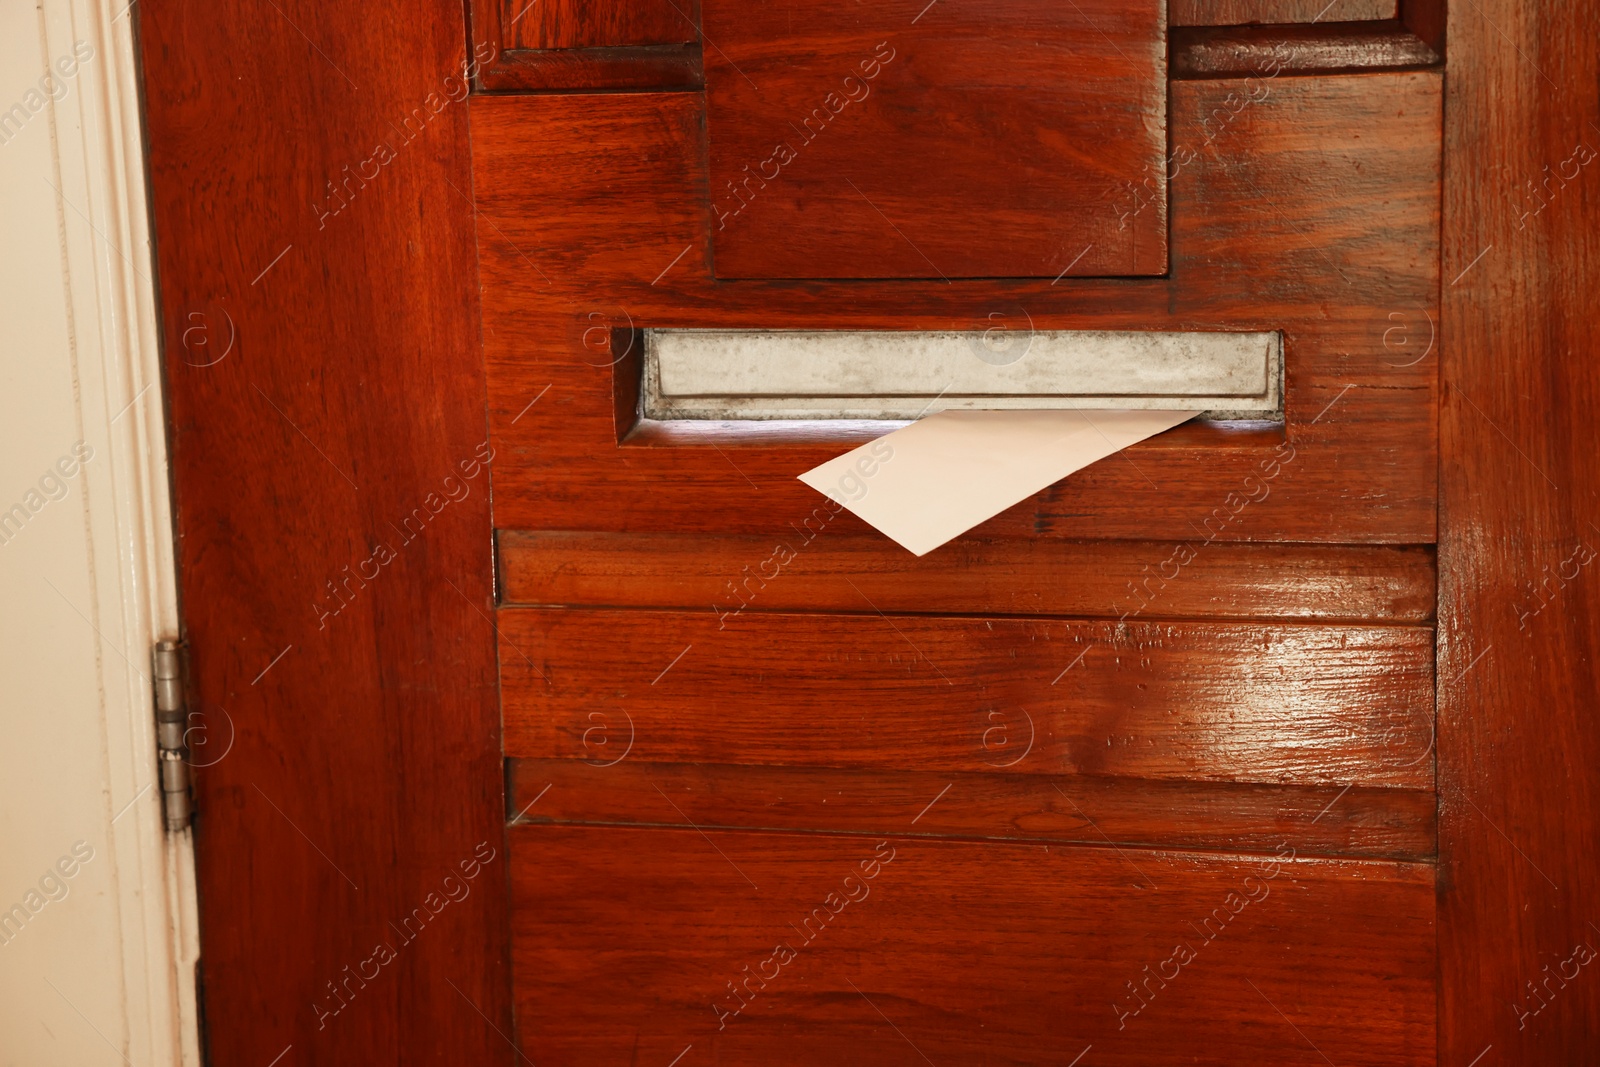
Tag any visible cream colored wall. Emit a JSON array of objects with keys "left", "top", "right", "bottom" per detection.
[{"left": 0, "top": 1, "right": 196, "bottom": 1064}]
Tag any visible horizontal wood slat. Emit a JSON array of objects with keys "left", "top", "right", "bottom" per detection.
[
  {"left": 510, "top": 826, "right": 1436, "bottom": 1065},
  {"left": 498, "top": 531, "right": 1437, "bottom": 622},
  {"left": 509, "top": 758, "right": 1437, "bottom": 861},
  {"left": 499, "top": 609, "right": 1435, "bottom": 788}
]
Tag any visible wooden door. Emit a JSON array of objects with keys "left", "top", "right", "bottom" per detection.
[{"left": 136, "top": 0, "right": 1600, "bottom": 1063}]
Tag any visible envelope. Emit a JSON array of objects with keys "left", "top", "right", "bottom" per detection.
[{"left": 799, "top": 409, "right": 1198, "bottom": 555}]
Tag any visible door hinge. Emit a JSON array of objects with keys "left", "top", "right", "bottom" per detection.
[{"left": 152, "top": 640, "right": 193, "bottom": 832}]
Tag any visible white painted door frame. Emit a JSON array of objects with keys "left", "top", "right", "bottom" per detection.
[{"left": 1, "top": 0, "right": 199, "bottom": 1062}]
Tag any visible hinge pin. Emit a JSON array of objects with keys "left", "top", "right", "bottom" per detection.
[{"left": 153, "top": 640, "right": 193, "bottom": 832}]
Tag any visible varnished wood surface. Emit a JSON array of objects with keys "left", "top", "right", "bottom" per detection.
[
  {"left": 509, "top": 758, "right": 1438, "bottom": 861},
  {"left": 476, "top": 46, "right": 703, "bottom": 90},
  {"left": 1170, "top": 0, "right": 1396, "bottom": 24},
  {"left": 1438, "top": 0, "right": 1600, "bottom": 1058},
  {"left": 1400, "top": 0, "right": 1445, "bottom": 56},
  {"left": 510, "top": 826, "right": 1436, "bottom": 1065},
  {"left": 474, "top": 73, "right": 1441, "bottom": 542},
  {"left": 498, "top": 531, "right": 1437, "bottom": 622},
  {"left": 470, "top": 0, "right": 702, "bottom": 89},
  {"left": 502, "top": 0, "right": 695, "bottom": 51},
  {"left": 500, "top": 608, "right": 1435, "bottom": 788},
  {"left": 699, "top": 0, "right": 1167, "bottom": 279},
  {"left": 1172, "top": 21, "right": 1440, "bottom": 78},
  {"left": 138, "top": 1, "right": 510, "bottom": 1063}
]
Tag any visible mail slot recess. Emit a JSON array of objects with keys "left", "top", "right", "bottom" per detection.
[{"left": 644, "top": 329, "right": 1282, "bottom": 420}]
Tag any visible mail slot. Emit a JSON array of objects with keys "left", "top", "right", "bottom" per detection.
[{"left": 644, "top": 329, "right": 1282, "bottom": 420}]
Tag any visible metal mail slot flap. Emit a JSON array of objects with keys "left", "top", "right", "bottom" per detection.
[{"left": 644, "top": 329, "right": 1283, "bottom": 420}]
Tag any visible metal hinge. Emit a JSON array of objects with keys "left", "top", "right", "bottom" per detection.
[{"left": 152, "top": 640, "right": 193, "bottom": 832}]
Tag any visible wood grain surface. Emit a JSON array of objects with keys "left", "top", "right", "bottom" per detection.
[
  {"left": 138, "top": 1, "right": 510, "bottom": 1063},
  {"left": 510, "top": 826, "right": 1436, "bottom": 1065},
  {"left": 473, "top": 72, "right": 1441, "bottom": 543},
  {"left": 499, "top": 531, "right": 1437, "bottom": 622},
  {"left": 500, "top": 608, "right": 1435, "bottom": 788},
  {"left": 509, "top": 758, "right": 1438, "bottom": 861},
  {"left": 470, "top": 0, "right": 702, "bottom": 89},
  {"left": 1437, "top": 0, "right": 1600, "bottom": 1059},
  {"left": 501, "top": 0, "right": 695, "bottom": 50},
  {"left": 699, "top": 0, "right": 1167, "bottom": 278}
]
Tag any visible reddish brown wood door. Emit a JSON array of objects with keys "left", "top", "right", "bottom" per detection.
[{"left": 137, "top": 0, "right": 1600, "bottom": 1063}]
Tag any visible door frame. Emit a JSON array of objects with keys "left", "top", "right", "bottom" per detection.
[{"left": 3, "top": 0, "right": 199, "bottom": 1060}]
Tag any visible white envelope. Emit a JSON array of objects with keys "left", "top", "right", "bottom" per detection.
[{"left": 799, "top": 409, "right": 1198, "bottom": 556}]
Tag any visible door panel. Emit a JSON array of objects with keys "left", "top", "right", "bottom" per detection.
[
  {"left": 467, "top": 0, "right": 1451, "bottom": 1054},
  {"left": 476, "top": 14, "right": 1446, "bottom": 1057}
]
